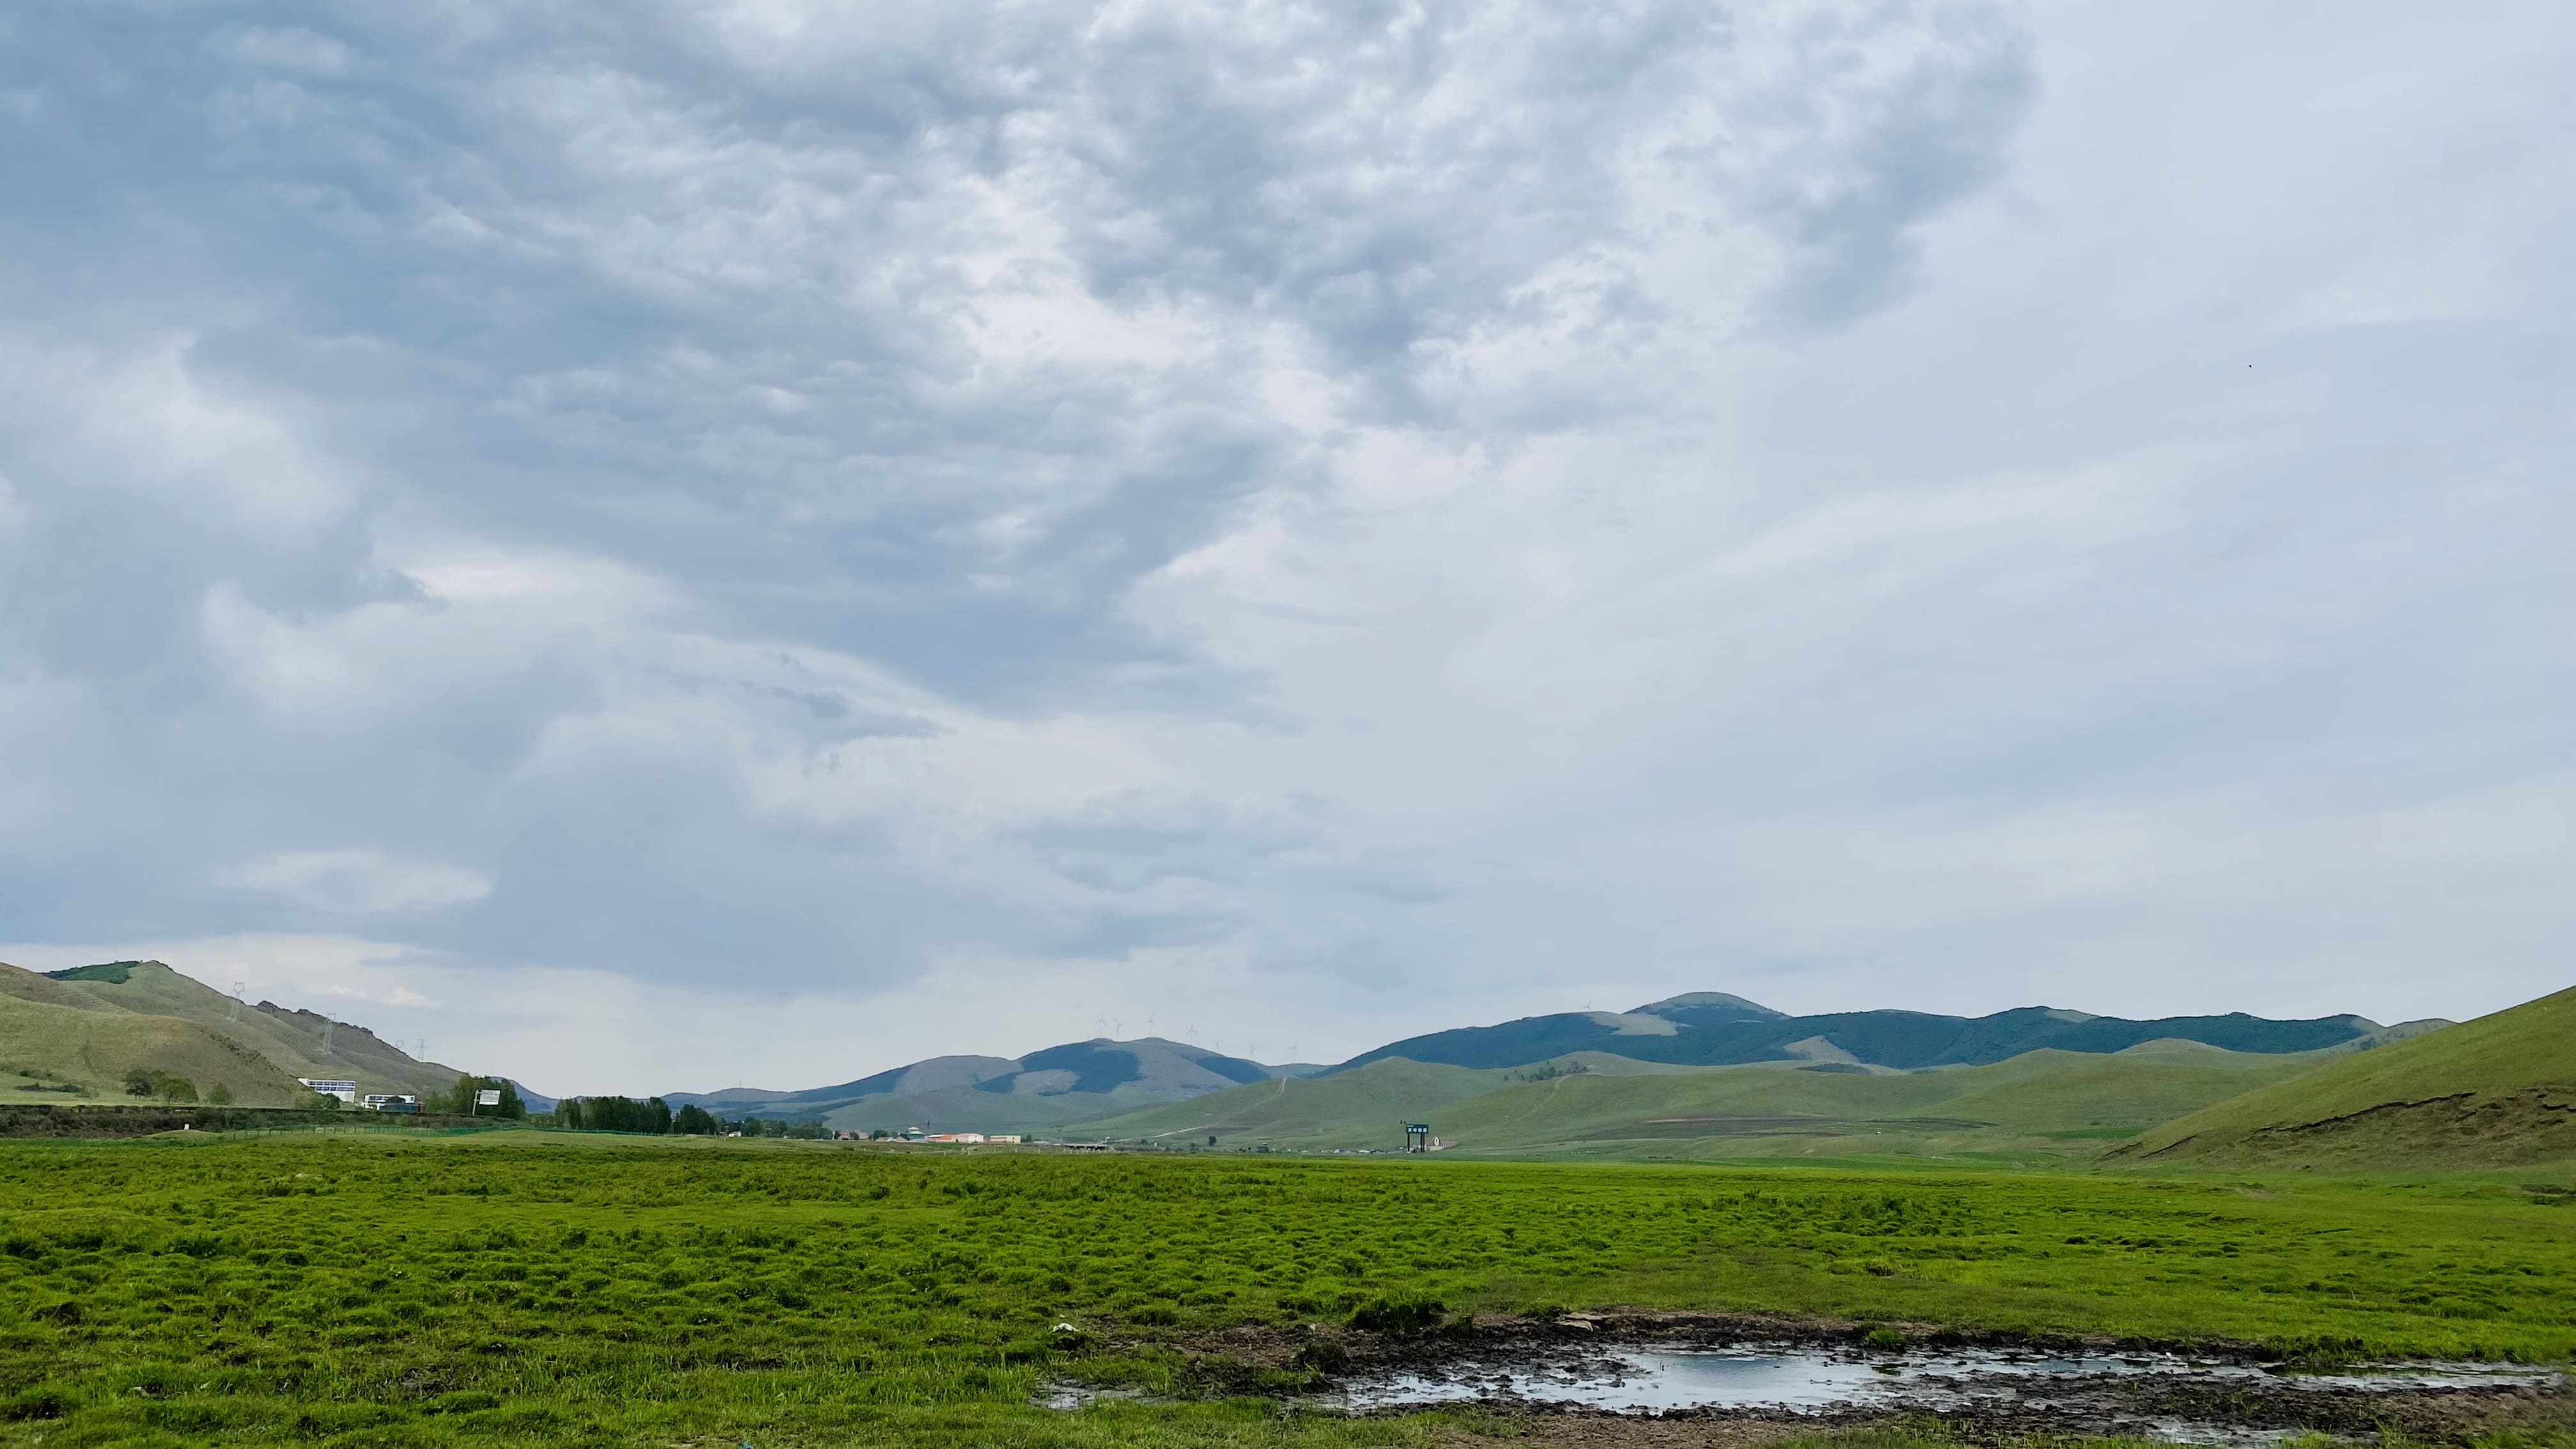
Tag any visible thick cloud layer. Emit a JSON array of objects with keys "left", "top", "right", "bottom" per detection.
[{"left": 1, "top": 3, "right": 2568, "bottom": 1089}]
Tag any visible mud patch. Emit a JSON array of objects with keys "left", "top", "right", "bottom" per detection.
[
  {"left": 1328, "top": 1341, "right": 2563, "bottom": 1444},
  {"left": 1043, "top": 1314, "right": 2572, "bottom": 1445}
]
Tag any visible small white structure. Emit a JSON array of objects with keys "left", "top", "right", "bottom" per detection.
[
  {"left": 362, "top": 1093, "right": 420, "bottom": 1114},
  {"left": 298, "top": 1078, "right": 358, "bottom": 1103}
]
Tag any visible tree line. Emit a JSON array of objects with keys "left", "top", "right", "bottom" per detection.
[{"left": 537, "top": 1096, "right": 832, "bottom": 1137}]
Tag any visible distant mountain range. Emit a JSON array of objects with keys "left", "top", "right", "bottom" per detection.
[
  {"left": 656, "top": 990, "right": 2446, "bottom": 1135},
  {"left": 6, "top": 954, "right": 2557, "bottom": 1169},
  {"left": 9, "top": 956, "right": 2486, "bottom": 1160},
  {"left": 1335, "top": 991, "right": 2418, "bottom": 1073},
  {"left": 664, "top": 1037, "right": 1315, "bottom": 1135}
]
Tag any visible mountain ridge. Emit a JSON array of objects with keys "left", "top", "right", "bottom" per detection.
[
  {"left": 0, "top": 958, "right": 487, "bottom": 1107},
  {"left": 654, "top": 991, "right": 2421, "bottom": 1133},
  {"left": 1331, "top": 1000, "right": 2389, "bottom": 1075}
]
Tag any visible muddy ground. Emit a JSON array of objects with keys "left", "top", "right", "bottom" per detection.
[{"left": 1080, "top": 1310, "right": 2575, "bottom": 1445}]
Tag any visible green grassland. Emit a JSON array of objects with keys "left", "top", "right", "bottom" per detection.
[
  {"left": 4, "top": 1131, "right": 2575, "bottom": 1448},
  {"left": 1077, "top": 1048, "right": 2315, "bottom": 1163},
  {"left": 0, "top": 961, "right": 466, "bottom": 1107},
  {"left": 2128, "top": 986, "right": 2576, "bottom": 1169}
]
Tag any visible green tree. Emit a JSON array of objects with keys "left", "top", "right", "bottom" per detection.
[
  {"left": 560, "top": 1095, "right": 671, "bottom": 1134},
  {"left": 206, "top": 1083, "right": 234, "bottom": 1105},
  {"left": 157, "top": 1076, "right": 198, "bottom": 1104},
  {"left": 785, "top": 1120, "right": 829, "bottom": 1140},
  {"left": 672, "top": 1103, "right": 722, "bottom": 1135},
  {"left": 442, "top": 1075, "right": 527, "bottom": 1119}
]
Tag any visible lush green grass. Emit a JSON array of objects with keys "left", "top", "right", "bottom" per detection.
[
  {"left": 2131, "top": 986, "right": 2576, "bottom": 1168},
  {"left": 3, "top": 1131, "right": 2574, "bottom": 1447},
  {"left": 1076, "top": 1048, "right": 2317, "bottom": 1163}
]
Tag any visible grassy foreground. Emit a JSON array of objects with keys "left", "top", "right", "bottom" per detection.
[{"left": 3, "top": 1131, "right": 2573, "bottom": 1447}]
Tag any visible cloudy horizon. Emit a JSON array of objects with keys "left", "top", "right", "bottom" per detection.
[{"left": 3, "top": 3, "right": 2569, "bottom": 1096}]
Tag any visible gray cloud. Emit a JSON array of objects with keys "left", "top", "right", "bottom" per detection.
[{"left": 2, "top": 1, "right": 2568, "bottom": 1078}]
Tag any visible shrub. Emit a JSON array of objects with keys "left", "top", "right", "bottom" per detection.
[
  {"left": 1, "top": 1387, "right": 71, "bottom": 1422},
  {"left": 1864, "top": 1327, "right": 1908, "bottom": 1351},
  {"left": 1292, "top": 1337, "right": 1351, "bottom": 1373},
  {"left": 1349, "top": 1293, "right": 1445, "bottom": 1335},
  {"left": 125, "top": 1070, "right": 199, "bottom": 1103}
]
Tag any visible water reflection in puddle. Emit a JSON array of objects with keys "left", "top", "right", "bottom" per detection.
[
  {"left": 1043, "top": 1344, "right": 2563, "bottom": 1445},
  {"left": 1338, "top": 1344, "right": 2559, "bottom": 1415}
]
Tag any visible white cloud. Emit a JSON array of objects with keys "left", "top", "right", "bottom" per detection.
[
  {"left": 219, "top": 850, "right": 493, "bottom": 915},
  {"left": 0, "top": 2, "right": 2570, "bottom": 1093}
]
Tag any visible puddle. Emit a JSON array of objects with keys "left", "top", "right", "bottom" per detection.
[
  {"left": 1043, "top": 1342, "right": 2564, "bottom": 1445},
  {"left": 1328, "top": 1344, "right": 2564, "bottom": 1444},
  {"left": 1339, "top": 1344, "right": 2559, "bottom": 1414}
]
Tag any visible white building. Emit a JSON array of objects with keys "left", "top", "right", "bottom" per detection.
[{"left": 298, "top": 1078, "right": 357, "bottom": 1103}]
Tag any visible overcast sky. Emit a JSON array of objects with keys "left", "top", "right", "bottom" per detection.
[{"left": 3, "top": 3, "right": 2569, "bottom": 1095}]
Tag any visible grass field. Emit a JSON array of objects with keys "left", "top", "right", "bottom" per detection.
[{"left": 4, "top": 1130, "right": 2575, "bottom": 1448}]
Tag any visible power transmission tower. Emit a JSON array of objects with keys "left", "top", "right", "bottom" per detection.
[
  {"left": 319, "top": 1021, "right": 335, "bottom": 1057},
  {"left": 229, "top": 979, "right": 246, "bottom": 1023}
]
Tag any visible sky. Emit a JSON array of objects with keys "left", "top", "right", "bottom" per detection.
[{"left": 1, "top": 3, "right": 2569, "bottom": 1096}]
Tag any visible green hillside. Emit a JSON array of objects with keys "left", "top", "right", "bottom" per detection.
[
  {"left": 1068, "top": 1046, "right": 2311, "bottom": 1162},
  {"left": 0, "top": 959, "right": 471, "bottom": 1107},
  {"left": 2120, "top": 983, "right": 2576, "bottom": 1169},
  {"left": 1425, "top": 1048, "right": 2311, "bottom": 1162},
  {"left": 1067, "top": 1057, "right": 1518, "bottom": 1146}
]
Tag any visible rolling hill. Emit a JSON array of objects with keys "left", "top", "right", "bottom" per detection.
[
  {"left": 664, "top": 1036, "right": 1301, "bottom": 1134},
  {"left": 2117, "top": 983, "right": 2576, "bottom": 1169},
  {"left": 648, "top": 988, "right": 2428, "bottom": 1140},
  {"left": 0, "top": 959, "right": 475, "bottom": 1107},
  {"left": 1064, "top": 1045, "right": 2317, "bottom": 1162},
  {"left": 1340, "top": 992, "right": 2405, "bottom": 1073},
  {"left": 1067, "top": 1054, "right": 1704, "bottom": 1147}
]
